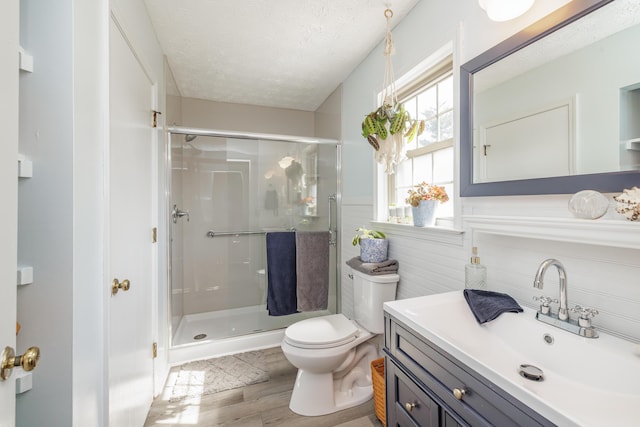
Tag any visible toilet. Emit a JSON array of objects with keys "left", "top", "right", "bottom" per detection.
[{"left": 281, "top": 268, "right": 399, "bottom": 416}]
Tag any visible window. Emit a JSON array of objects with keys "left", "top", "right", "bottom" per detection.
[{"left": 385, "top": 57, "right": 454, "bottom": 223}]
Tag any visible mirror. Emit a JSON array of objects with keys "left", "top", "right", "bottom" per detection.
[{"left": 460, "top": 0, "right": 640, "bottom": 196}]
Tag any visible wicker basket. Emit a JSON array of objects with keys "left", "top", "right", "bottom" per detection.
[{"left": 371, "top": 357, "right": 386, "bottom": 426}]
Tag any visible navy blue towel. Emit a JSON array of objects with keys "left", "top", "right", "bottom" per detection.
[
  {"left": 463, "top": 289, "right": 523, "bottom": 324},
  {"left": 266, "top": 232, "right": 298, "bottom": 316}
]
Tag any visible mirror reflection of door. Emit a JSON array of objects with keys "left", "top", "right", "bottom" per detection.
[{"left": 478, "top": 102, "right": 574, "bottom": 183}]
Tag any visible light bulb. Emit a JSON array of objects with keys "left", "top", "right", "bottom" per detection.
[
  {"left": 278, "top": 156, "right": 294, "bottom": 169},
  {"left": 479, "top": 0, "right": 535, "bottom": 22}
]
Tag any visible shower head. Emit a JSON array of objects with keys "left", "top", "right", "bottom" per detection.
[{"left": 185, "top": 134, "right": 197, "bottom": 142}]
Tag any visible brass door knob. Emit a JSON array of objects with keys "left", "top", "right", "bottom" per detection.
[
  {"left": 453, "top": 387, "right": 466, "bottom": 400},
  {"left": 1, "top": 346, "right": 40, "bottom": 380},
  {"left": 112, "top": 278, "right": 131, "bottom": 295},
  {"left": 405, "top": 402, "right": 416, "bottom": 412}
]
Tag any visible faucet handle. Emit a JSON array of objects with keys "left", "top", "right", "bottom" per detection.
[
  {"left": 571, "top": 305, "right": 599, "bottom": 327},
  {"left": 533, "top": 295, "right": 558, "bottom": 315}
]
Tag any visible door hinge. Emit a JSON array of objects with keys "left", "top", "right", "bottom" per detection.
[
  {"left": 152, "top": 227, "right": 157, "bottom": 243},
  {"left": 152, "top": 110, "right": 162, "bottom": 128},
  {"left": 152, "top": 342, "right": 157, "bottom": 359}
]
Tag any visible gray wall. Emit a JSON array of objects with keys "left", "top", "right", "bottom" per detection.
[
  {"left": 180, "top": 97, "right": 315, "bottom": 136},
  {"left": 18, "top": 0, "right": 74, "bottom": 424}
]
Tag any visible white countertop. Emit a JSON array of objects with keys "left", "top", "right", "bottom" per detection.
[{"left": 384, "top": 291, "right": 640, "bottom": 427}]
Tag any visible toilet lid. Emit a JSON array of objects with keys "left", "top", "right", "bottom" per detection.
[{"left": 284, "top": 314, "right": 359, "bottom": 349}]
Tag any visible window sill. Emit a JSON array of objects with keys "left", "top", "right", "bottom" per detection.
[{"left": 370, "top": 220, "right": 464, "bottom": 246}]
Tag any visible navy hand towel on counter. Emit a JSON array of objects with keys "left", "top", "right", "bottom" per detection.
[
  {"left": 266, "top": 232, "right": 298, "bottom": 316},
  {"left": 463, "top": 289, "right": 523, "bottom": 324}
]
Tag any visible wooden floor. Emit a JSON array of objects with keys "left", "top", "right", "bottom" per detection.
[{"left": 144, "top": 346, "right": 384, "bottom": 427}]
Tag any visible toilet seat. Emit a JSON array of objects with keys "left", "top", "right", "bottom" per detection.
[{"left": 284, "top": 314, "right": 360, "bottom": 349}]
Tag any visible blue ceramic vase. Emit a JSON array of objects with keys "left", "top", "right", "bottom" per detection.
[
  {"left": 359, "top": 238, "right": 389, "bottom": 263},
  {"left": 412, "top": 200, "right": 438, "bottom": 227}
]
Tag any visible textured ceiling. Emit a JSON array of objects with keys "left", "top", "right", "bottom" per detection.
[{"left": 144, "top": 0, "right": 420, "bottom": 111}]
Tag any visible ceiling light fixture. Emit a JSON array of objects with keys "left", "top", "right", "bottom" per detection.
[{"left": 479, "top": 0, "right": 535, "bottom": 22}]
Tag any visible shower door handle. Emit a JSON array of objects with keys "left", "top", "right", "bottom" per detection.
[
  {"left": 328, "top": 194, "right": 337, "bottom": 247},
  {"left": 172, "top": 204, "right": 190, "bottom": 223}
]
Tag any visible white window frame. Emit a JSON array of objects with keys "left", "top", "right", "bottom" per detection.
[{"left": 374, "top": 46, "right": 462, "bottom": 234}]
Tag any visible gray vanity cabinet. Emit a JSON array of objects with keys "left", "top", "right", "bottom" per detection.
[{"left": 384, "top": 314, "right": 555, "bottom": 427}]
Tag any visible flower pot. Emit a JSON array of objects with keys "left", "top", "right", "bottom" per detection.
[
  {"left": 360, "top": 238, "right": 389, "bottom": 263},
  {"left": 412, "top": 200, "right": 438, "bottom": 227}
]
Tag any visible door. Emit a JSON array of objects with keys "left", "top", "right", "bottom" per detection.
[
  {"left": 108, "top": 17, "right": 155, "bottom": 426},
  {"left": 0, "top": 0, "right": 19, "bottom": 424}
]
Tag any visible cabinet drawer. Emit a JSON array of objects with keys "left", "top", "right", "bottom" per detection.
[
  {"left": 386, "top": 358, "right": 439, "bottom": 426},
  {"left": 388, "top": 317, "right": 553, "bottom": 427}
]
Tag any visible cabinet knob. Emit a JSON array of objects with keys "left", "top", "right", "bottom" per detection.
[
  {"left": 405, "top": 402, "right": 416, "bottom": 412},
  {"left": 453, "top": 387, "right": 466, "bottom": 400}
]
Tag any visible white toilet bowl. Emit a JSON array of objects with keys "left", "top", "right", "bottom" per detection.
[
  {"left": 281, "top": 270, "right": 399, "bottom": 416},
  {"left": 281, "top": 314, "right": 378, "bottom": 416}
]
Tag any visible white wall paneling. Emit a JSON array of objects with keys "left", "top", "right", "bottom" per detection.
[
  {"left": 341, "top": 204, "right": 374, "bottom": 319},
  {"left": 471, "top": 232, "right": 640, "bottom": 342}
]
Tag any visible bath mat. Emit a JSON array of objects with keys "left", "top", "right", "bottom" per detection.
[{"left": 168, "top": 350, "right": 269, "bottom": 402}]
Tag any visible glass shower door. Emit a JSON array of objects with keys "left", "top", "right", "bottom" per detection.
[{"left": 170, "top": 132, "right": 338, "bottom": 346}]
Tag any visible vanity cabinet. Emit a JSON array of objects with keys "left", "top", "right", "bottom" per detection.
[{"left": 384, "top": 314, "right": 554, "bottom": 427}]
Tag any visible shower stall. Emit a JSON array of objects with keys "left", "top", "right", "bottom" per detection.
[{"left": 167, "top": 127, "right": 340, "bottom": 362}]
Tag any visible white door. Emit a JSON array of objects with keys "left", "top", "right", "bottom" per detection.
[
  {"left": 0, "top": 0, "right": 19, "bottom": 424},
  {"left": 108, "top": 18, "right": 155, "bottom": 426}
]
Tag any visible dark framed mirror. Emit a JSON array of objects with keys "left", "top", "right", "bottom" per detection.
[{"left": 460, "top": 0, "right": 640, "bottom": 196}]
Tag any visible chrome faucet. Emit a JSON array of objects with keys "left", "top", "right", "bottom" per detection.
[
  {"left": 532, "top": 258, "right": 598, "bottom": 338},
  {"left": 533, "top": 258, "right": 569, "bottom": 320}
]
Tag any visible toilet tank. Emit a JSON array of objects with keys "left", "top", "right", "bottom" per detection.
[{"left": 351, "top": 268, "right": 399, "bottom": 334}]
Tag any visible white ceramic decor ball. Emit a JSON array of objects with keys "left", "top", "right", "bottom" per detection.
[{"left": 568, "top": 190, "right": 609, "bottom": 219}]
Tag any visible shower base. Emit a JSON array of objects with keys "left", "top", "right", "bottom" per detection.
[{"left": 170, "top": 304, "right": 330, "bottom": 365}]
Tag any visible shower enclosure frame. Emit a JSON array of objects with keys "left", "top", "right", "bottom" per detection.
[{"left": 164, "top": 125, "right": 342, "bottom": 361}]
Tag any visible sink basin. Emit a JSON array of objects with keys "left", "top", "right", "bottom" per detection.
[{"left": 384, "top": 291, "right": 640, "bottom": 427}]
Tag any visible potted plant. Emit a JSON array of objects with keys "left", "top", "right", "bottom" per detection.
[
  {"left": 352, "top": 227, "right": 388, "bottom": 263},
  {"left": 406, "top": 182, "right": 449, "bottom": 227},
  {"left": 359, "top": 8, "right": 427, "bottom": 175},
  {"left": 361, "top": 103, "right": 424, "bottom": 150}
]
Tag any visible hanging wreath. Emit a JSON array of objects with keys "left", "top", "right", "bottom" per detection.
[{"left": 361, "top": 8, "right": 426, "bottom": 174}]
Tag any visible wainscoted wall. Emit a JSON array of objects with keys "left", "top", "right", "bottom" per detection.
[
  {"left": 474, "top": 233, "right": 640, "bottom": 341},
  {"left": 342, "top": 204, "right": 640, "bottom": 343},
  {"left": 341, "top": 194, "right": 640, "bottom": 343},
  {"left": 341, "top": 197, "right": 466, "bottom": 321},
  {"left": 341, "top": 201, "right": 374, "bottom": 319},
  {"left": 464, "top": 196, "right": 640, "bottom": 342}
]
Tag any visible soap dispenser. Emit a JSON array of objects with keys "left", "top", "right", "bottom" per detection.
[{"left": 465, "top": 246, "right": 487, "bottom": 289}]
